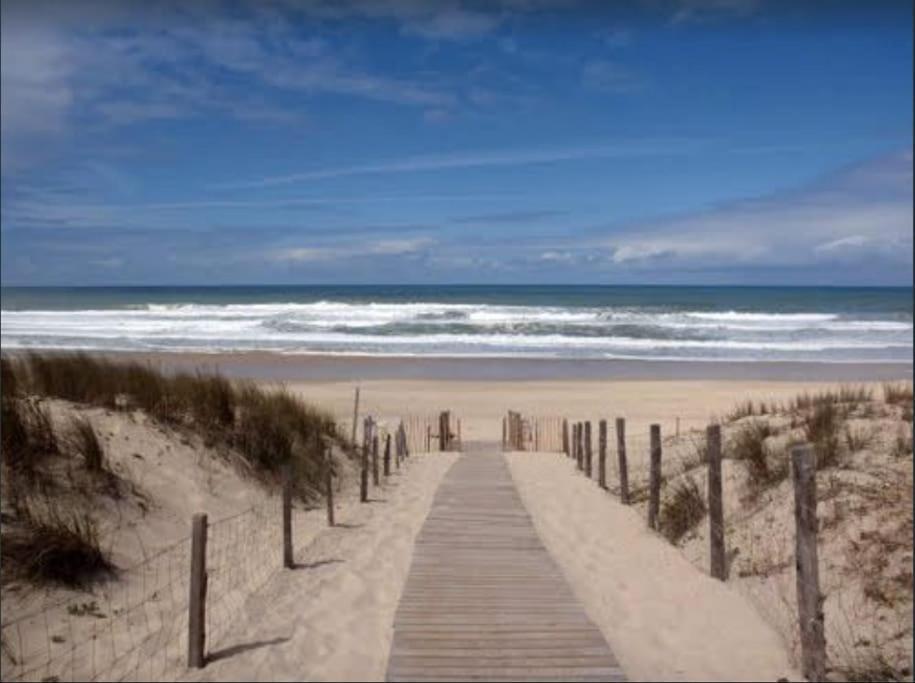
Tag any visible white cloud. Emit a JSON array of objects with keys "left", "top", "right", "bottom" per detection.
[
  {"left": 269, "top": 237, "right": 433, "bottom": 263},
  {"left": 599, "top": 149, "right": 913, "bottom": 271}
]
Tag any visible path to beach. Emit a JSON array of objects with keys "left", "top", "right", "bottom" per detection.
[{"left": 387, "top": 442, "right": 624, "bottom": 682}]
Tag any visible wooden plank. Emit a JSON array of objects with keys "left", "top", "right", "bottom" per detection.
[{"left": 386, "top": 449, "right": 625, "bottom": 682}]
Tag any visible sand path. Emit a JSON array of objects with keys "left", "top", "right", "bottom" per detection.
[
  {"left": 507, "top": 451, "right": 799, "bottom": 682},
  {"left": 387, "top": 442, "right": 624, "bottom": 682}
]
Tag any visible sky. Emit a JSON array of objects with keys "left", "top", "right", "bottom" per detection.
[{"left": 1, "top": 0, "right": 912, "bottom": 287}]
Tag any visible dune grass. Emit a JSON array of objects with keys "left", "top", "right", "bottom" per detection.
[
  {"left": 2, "top": 352, "right": 344, "bottom": 497},
  {"left": 659, "top": 475, "right": 706, "bottom": 544},
  {"left": 1, "top": 500, "right": 114, "bottom": 588}
]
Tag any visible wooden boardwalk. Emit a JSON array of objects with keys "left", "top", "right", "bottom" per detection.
[{"left": 386, "top": 446, "right": 625, "bottom": 682}]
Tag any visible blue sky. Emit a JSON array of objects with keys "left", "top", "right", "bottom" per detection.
[{"left": 1, "top": 0, "right": 912, "bottom": 286}]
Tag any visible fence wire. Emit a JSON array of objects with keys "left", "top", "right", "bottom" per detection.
[{"left": 1, "top": 496, "right": 282, "bottom": 683}]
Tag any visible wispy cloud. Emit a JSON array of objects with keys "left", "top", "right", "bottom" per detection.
[
  {"left": 214, "top": 138, "right": 708, "bottom": 189},
  {"left": 595, "top": 148, "right": 913, "bottom": 272},
  {"left": 269, "top": 237, "right": 434, "bottom": 263}
]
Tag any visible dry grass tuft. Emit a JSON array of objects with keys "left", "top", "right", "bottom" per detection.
[
  {"left": 658, "top": 475, "right": 706, "bottom": 544},
  {"left": 66, "top": 416, "right": 106, "bottom": 473},
  {"left": 1, "top": 502, "right": 114, "bottom": 588},
  {"left": 882, "top": 382, "right": 913, "bottom": 406},
  {"left": 1, "top": 396, "right": 60, "bottom": 475},
  {"left": 805, "top": 401, "right": 842, "bottom": 469},
  {"left": 729, "top": 420, "right": 786, "bottom": 493}
]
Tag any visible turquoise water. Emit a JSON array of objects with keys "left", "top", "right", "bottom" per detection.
[{"left": 1, "top": 285, "right": 912, "bottom": 363}]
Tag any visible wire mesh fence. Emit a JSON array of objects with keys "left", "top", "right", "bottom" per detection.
[{"left": 0, "top": 496, "right": 283, "bottom": 683}]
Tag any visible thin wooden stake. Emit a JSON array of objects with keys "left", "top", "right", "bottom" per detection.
[
  {"left": 384, "top": 433, "right": 391, "bottom": 476},
  {"left": 325, "top": 448, "right": 335, "bottom": 527},
  {"left": 372, "top": 433, "right": 379, "bottom": 486},
  {"left": 707, "top": 424, "right": 725, "bottom": 580},
  {"left": 792, "top": 444, "right": 826, "bottom": 682},
  {"left": 187, "top": 513, "right": 208, "bottom": 669},
  {"left": 562, "top": 419, "right": 569, "bottom": 456},
  {"left": 350, "top": 386, "right": 360, "bottom": 447},
  {"left": 584, "top": 421, "right": 593, "bottom": 478},
  {"left": 282, "top": 466, "right": 294, "bottom": 567},
  {"left": 598, "top": 419, "right": 607, "bottom": 489},
  {"left": 648, "top": 424, "right": 662, "bottom": 530},
  {"left": 616, "top": 418, "right": 629, "bottom": 504}
]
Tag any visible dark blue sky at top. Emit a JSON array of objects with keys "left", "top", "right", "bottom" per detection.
[{"left": 1, "top": 0, "right": 912, "bottom": 286}]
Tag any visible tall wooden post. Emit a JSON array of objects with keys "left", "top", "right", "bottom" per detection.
[
  {"left": 576, "top": 423, "right": 583, "bottom": 470},
  {"left": 584, "top": 421, "right": 593, "bottom": 478},
  {"left": 439, "top": 411, "right": 450, "bottom": 451},
  {"left": 792, "top": 444, "right": 826, "bottom": 682},
  {"left": 707, "top": 424, "right": 725, "bottom": 580},
  {"left": 562, "top": 419, "right": 569, "bottom": 456},
  {"left": 598, "top": 419, "right": 607, "bottom": 489},
  {"left": 188, "top": 513, "right": 208, "bottom": 668},
  {"left": 648, "top": 424, "right": 662, "bottom": 530},
  {"left": 350, "top": 386, "right": 360, "bottom": 448},
  {"left": 372, "top": 433, "right": 379, "bottom": 486},
  {"left": 360, "top": 427, "right": 369, "bottom": 503},
  {"left": 325, "top": 448, "right": 335, "bottom": 527},
  {"left": 616, "top": 418, "right": 630, "bottom": 504},
  {"left": 384, "top": 433, "right": 392, "bottom": 477},
  {"left": 282, "top": 466, "right": 294, "bottom": 567}
]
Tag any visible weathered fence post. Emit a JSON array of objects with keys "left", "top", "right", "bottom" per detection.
[
  {"left": 584, "top": 421, "right": 593, "bottom": 478},
  {"left": 502, "top": 416, "right": 507, "bottom": 450},
  {"left": 350, "top": 386, "right": 360, "bottom": 448},
  {"left": 576, "top": 423, "right": 583, "bottom": 470},
  {"left": 648, "top": 424, "right": 662, "bottom": 530},
  {"left": 188, "top": 513, "right": 208, "bottom": 668},
  {"left": 439, "top": 411, "right": 450, "bottom": 451},
  {"left": 598, "top": 419, "right": 607, "bottom": 489},
  {"left": 325, "top": 447, "right": 335, "bottom": 527},
  {"left": 707, "top": 424, "right": 725, "bottom": 580},
  {"left": 372, "top": 433, "right": 380, "bottom": 486},
  {"left": 282, "top": 466, "right": 294, "bottom": 567},
  {"left": 616, "top": 418, "right": 630, "bottom": 504},
  {"left": 456, "top": 418, "right": 462, "bottom": 450},
  {"left": 384, "top": 433, "right": 392, "bottom": 476},
  {"left": 426, "top": 424, "right": 431, "bottom": 452},
  {"left": 562, "top": 419, "right": 569, "bottom": 456},
  {"left": 792, "top": 444, "right": 826, "bottom": 682},
  {"left": 360, "top": 427, "right": 369, "bottom": 503}
]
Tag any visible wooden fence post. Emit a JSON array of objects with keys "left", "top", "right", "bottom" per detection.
[
  {"left": 372, "top": 433, "right": 379, "bottom": 486},
  {"left": 360, "top": 438, "right": 369, "bottom": 503},
  {"left": 282, "top": 466, "right": 294, "bottom": 567},
  {"left": 598, "top": 419, "right": 607, "bottom": 489},
  {"left": 188, "top": 513, "right": 208, "bottom": 668},
  {"left": 325, "top": 448, "right": 335, "bottom": 527},
  {"left": 350, "top": 386, "right": 360, "bottom": 448},
  {"left": 616, "top": 418, "right": 630, "bottom": 504},
  {"left": 457, "top": 418, "right": 461, "bottom": 450},
  {"left": 426, "top": 424, "right": 431, "bottom": 452},
  {"left": 439, "top": 411, "right": 449, "bottom": 451},
  {"left": 562, "top": 419, "right": 569, "bottom": 456},
  {"left": 384, "top": 433, "right": 391, "bottom": 476},
  {"left": 648, "top": 424, "right": 662, "bottom": 530},
  {"left": 792, "top": 444, "right": 826, "bottom": 682},
  {"left": 707, "top": 424, "right": 725, "bottom": 580},
  {"left": 584, "top": 421, "right": 593, "bottom": 478},
  {"left": 576, "top": 423, "right": 583, "bottom": 470}
]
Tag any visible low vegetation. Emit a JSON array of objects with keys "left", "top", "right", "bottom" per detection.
[
  {"left": 3, "top": 352, "right": 345, "bottom": 494},
  {"left": 1, "top": 500, "right": 114, "bottom": 588},
  {"left": 658, "top": 475, "right": 706, "bottom": 543},
  {"left": 661, "top": 383, "right": 913, "bottom": 680},
  {"left": 1, "top": 352, "right": 350, "bottom": 591}
]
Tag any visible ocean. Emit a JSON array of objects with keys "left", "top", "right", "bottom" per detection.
[{"left": 1, "top": 285, "right": 912, "bottom": 364}]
